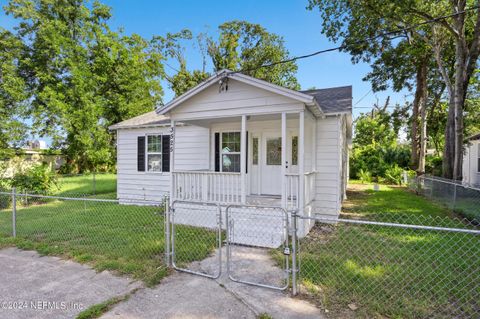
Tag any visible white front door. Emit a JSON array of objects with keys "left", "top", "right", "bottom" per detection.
[{"left": 261, "top": 132, "right": 282, "bottom": 195}]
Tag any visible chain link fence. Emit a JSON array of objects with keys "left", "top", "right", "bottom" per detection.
[
  {"left": 1, "top": 187, "right": 479, "bottom": 318},
  {"left": 295, "top": 213, "right": 480, "bottom": 318},
  {"left": 0, "top": 189, "right": 220, "bottom": 287},
  {"left": 407, "top": 174, "right": 480, "bottom": 223}
]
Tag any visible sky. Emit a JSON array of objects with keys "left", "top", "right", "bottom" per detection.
[{"left": 1, "top": 0, "right": 411, "bottom": 144}]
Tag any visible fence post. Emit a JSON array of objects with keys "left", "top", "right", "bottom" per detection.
[
  {"left": 164, "top": 196, "right": 171, "bottom": 267},
  {"left": 12, "top": 187, "right": 16, "bottom": 238},
  {"left": 291, "top": 210, "right": 298, "bottom": 296}
]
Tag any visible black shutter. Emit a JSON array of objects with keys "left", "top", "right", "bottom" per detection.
[
  {"left": 137, "top": 136, "right": 145, "bottom": 172},
  {"left": 245, "top": 131, "right": 248, "bottom": 174},
  {"left": 214, "top": 132, "right": 220, "bottom": 172},
  {"left": 162, "top": 135, "right": 170, "bottom": 172}
]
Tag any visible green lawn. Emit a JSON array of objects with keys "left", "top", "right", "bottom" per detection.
[
  {"left": 297, "top": 183, "right": 480, "bottom": 318},
  {"left": 0, "top": 197, "right": 217, "bottom": 286},
  {"left": 54, "top": 173, "right": 117, "bottom": 197}
]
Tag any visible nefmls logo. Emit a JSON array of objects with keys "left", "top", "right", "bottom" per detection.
[{"left": 30, "top": 301, "right": 83, "bottom": 311}]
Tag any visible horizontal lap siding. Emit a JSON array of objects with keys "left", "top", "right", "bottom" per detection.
[
  {"left": 116, "top": 125, "right": 210, "bottom": 201},
  {"left": 171, "top": 79, "right": 304, "bottom": 120},
  {"left": 314, "top": 117, "right": 341, "bottom": 216}
]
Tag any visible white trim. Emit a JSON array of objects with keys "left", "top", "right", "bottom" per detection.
[
  {"left": 298, "top": 111, "right": 305, "bottom": 215},
  {"left": 281, "top": 112, "right": 287, "bottom": 209},
  {"left": 241, "top": 115, "right": 247, "bottom": 203},
  {"left": 169, "top": 120, "right": 176, "bottom": 199},
  {"left": 157, "top": 69, "right": 317, "bottom": 115}
]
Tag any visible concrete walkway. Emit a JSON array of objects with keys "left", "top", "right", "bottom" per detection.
[
  {"left": 103, "top": 247, "right": 322, "bottom": 319},
  {"left": 0, "top": 248, "right": 141, "bottom": 319}
]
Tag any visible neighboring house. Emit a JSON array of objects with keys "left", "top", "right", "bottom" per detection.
[
  {"left": 110, "top": 69, "right": 352, "bottom": 237},
  {"left": 463, "top": 132, "right": 480, "bottom": 186}
]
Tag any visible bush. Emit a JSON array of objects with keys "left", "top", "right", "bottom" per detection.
[
  {"left": 358, "top": 169, "right": 372, "bottom": 183},
  {"left": 384, "top": 164, "right": 404, "bottom": 185},
  {"left": 11, "top": 164, "right": 58, "bottom": 194},
  {"left": 425, "top": 155, "right": 443, "bottom": 176}
]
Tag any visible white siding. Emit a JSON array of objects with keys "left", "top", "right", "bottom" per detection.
[
  {"left": 313, "top": 116, "right": 342, "bottom": 216},
  {"left": 169, "top": 79, "right": 304, "bottom": 120},
  {"left": 116, "top": 125, "right": 209, "bottom": 201},
  {"left": 463, "top": 140, "right": 480, "bottom": 186}
]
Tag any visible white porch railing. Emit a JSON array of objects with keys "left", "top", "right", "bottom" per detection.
[
  {"left": 286, "top": 173, "right": 299, "bottom": 209},
  {"left": 172, "top": 171, "right": 242, "bottom": 204}
]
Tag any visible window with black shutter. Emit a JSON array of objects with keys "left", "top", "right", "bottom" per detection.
[
  {"left": 162, "top": 135, "right": 170, "bottom": 172},
  {"left": 137, "top": 136, "right": 145, "bottom": 172}
]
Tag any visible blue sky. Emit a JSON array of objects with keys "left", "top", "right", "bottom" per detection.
[{"left": 1, "top": 0, "right": 411, "bottom": 143}]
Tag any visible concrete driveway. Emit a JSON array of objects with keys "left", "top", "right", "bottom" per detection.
[{"left": 0, "top": 248, "right": 141, "bottom": 319}]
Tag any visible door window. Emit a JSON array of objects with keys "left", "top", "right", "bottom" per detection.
[{"left": 266, "top": 137, "right": 282, "bottom": 165}]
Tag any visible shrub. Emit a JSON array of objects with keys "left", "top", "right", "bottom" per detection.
[
  {"left": 11, "top": 164, "right": 58, "bottom": 194},
  {"left": 425, "top": 155, "right": 443, "bottom": 176},
  {"left": 358, "top": 169, "right": 372, "bottom": 183},
  {"left": 384, "top": 164, "right": 404, "bottom": 185}
]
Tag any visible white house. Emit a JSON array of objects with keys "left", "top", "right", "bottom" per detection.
[
  {"left": 463, "top": 132, "right": 480, "bottom": 186},
  {"left": 109, "top": 70, "right": 352, "bottom": 232}
]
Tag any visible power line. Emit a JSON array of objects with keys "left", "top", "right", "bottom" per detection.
[
  {"left": 354, "top": 89, "right": 372, "bottom": 106},
  {"left": 227, "top": 6, "right": 479, "bottom": 75}
]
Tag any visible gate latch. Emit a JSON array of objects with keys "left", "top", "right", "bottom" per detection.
[{"left": 283, "top": 247, "right": 291, "bottom": 256}]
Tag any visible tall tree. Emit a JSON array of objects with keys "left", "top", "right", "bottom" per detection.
[
  {"left": 160, "top": 21, "right": 299, "bottom": 96},
  {"left": 0, "top": 29, "right": 29, "bottom": 154},
  {"left": 5, "top": 0, "right": 164, "bottom": 172},
  {"left": 308, "top": 0, "right": 480, "bottom": 179}
]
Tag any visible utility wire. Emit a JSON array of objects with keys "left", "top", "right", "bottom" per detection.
[
  {"left": 354, "top": 89, "right": 372, "bottom": 106},
  {"left": 227, "top": 6, "right": 480, "bottom": 75}
]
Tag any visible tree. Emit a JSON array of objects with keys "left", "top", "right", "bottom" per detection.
[
  {"left": 308, "top": 0, "right": 480, "bottom": 180},
  {"left": 0, "top": 28, "right": 28, "bottom": 153},
  {"left": 161, "top": 21, "right": 299, "bottom": 96},
  {"left": 5, "top": 0, "right": 165, "bottom": 172}
]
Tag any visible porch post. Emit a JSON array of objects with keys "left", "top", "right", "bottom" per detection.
[
  {"left": 170, "top": 120, "right": 176, "bottom": 201},
  {"left": 281, "top": 112, "right": 287, "bottom": 209},
  {"left": 298, "top": 111, "right": 305, "bottom": 216},
  {"left": 241, "top": 115, "right": 247, "bottom": 204}
]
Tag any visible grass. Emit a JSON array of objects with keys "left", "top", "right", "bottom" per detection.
[
  {"left": 297, "top": 183, "right": 480, "bottom": 318},
  {"left": 54, "top": 173, "right": 117, "bottom": 197},
  {"left": 76, "top": 293, "right": 133, "bottom": 319},
  {"left": 0, "top": 197, "right": 218, "bottom": 286}
]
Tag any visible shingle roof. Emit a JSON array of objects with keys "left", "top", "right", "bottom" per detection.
[
  {"left": 108, "top": 111, "right": 170, "bottom": 130},
  {"left": 301, "top": 86, "right": 352, "bottom": 114}
]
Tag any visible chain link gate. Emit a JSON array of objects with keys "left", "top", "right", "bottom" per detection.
[
  {"left": 226, "top": 204, "right": 291, "bottom": 290},
  {"left": 169, "top": 200, "right": 223, "bottom": 279}
]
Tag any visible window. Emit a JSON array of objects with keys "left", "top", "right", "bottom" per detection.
[
  {"left": 266, "top": 137, "right": 282, "bottom": 165},
  {"left": 147, "top": 135, "right": 162, "bottom": 172},
  {"left": 292, "top": 136, "right": 298, "bottom": 165},
  {"left": 252, "top": 137, "right": 259, "bottom": 165},
  {"left": 221, "top": 132, "right": 241, "bottom": 172}
]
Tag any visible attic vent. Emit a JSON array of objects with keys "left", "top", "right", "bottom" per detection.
[{"left": 219, "top": 77, "right": 229, "bottom": 93}]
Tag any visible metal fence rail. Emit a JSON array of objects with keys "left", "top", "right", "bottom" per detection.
[{"left": 408, "top": 175, "right": 480, "bottom": 223}]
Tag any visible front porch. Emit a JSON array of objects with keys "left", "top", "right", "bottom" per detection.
[{"left": 169, "top": 112, "right": 317, "bottom": 212}]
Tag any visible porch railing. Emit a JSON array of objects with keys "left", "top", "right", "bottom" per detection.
[
  {"left": 286, "top": 172, "right": 316, "bottom": 210},
  {"left": 286, "top": 173, "right": 299, "bottom": 209},
  {"left": 172, "top": 171, "right": 241, "bottom": 204}
]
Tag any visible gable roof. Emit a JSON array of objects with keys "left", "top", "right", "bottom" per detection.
[
  {"left": 156, "top": 69, "right": 320, "bottom": 115},
  {"left": 108, "top": 111, "right": 170, "bottom": 130},
  {"left": 301, "top": 86, "right": 352, "bottom": 114}
]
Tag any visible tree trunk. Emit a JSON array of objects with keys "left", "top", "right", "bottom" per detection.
[
  {"left": 411, "top": 59, "right": 429, "bottom": 172},
  {"left": 443, "top": 95, "right": 456, "bottom": 179},
  {"left": 417, "top": 60, "right": 428, "bottom": 175}
]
